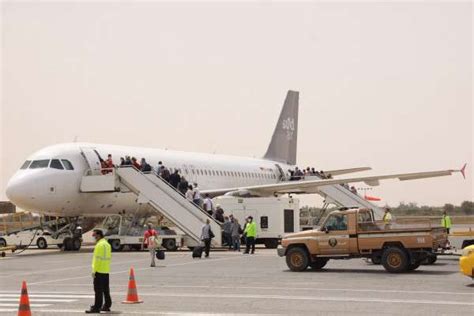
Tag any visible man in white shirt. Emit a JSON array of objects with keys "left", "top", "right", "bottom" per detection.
[{"left": 203, "top": 193, "right": 213, "bottom": 216}]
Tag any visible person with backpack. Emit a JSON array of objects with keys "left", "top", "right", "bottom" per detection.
[
  {"left": 200, "top": 219, "right": 214, "bottom": 258},
  {"left": 140, "top": 158, "right": 152, "bottom": 172},
  {"left": 142, "top": 223, "right": 160, "bottom": 267}
]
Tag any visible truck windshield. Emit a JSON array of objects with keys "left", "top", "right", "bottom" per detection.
[{"left": 324, "top": 214, "right": 348, "bottom": 231}]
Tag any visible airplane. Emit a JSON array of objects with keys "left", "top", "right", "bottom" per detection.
[{"left": 5, "top": 90, "right": 466, "bottom": 249}]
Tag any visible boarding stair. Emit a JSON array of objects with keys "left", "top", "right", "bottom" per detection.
[
  {"left": 81, "top": 167, "right": 222, "bottom": 246},
  {"left": 305, "top": 176, "right": 385, "bottom": 219}
]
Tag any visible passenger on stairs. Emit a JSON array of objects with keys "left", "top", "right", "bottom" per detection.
[
  {"left": 203, "top": 194, "right": 214, "bottom": 216},
  {"left": 193, "top": 183, "right": 202, "bottom": 206},
  {"left": 214, "top": 204, "right": 225, "bottom": 223},
  {"left": 178, "top": 177, "right": 189, "bottom": 195},
  {"left": 350, "top": 186, "right": 358, "bottom": 195},
  {"left": 125, "top": 156, "right": 132, "bottom": 166},
  {"left": 140, "top": 158, "right": 152, "bottom": 172},
  {"left": 131, "top": 157, "right": 141, "bottom": 170},
  {"left": 185, "top": 185, "right": 194, "bottom": 201},
  {"left": 119, "top": 157, "right": 126, "bottom": 166},
  {"left": 169, "top": 170, "right": 181, "bottom": 188},
  {"left": 159, "top": 164, "right": 171, "bottom": 182}
]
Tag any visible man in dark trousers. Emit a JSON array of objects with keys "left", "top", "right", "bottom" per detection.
[
  {"left": 169, "top": 170, "right": 181, "bottom": 188},
  {"left": 86, "top": 229, "right": 112, "bottom": 314}
]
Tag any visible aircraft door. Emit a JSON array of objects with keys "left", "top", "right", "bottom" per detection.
[
  {"left": 80, "top": 147, "right": 102, "bottom": 175},
  {"left": 274, "top": 164, "right": 286, "bottom": 181}
]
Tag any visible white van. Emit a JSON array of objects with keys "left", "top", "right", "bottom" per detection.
[{"left": 214, "top": 196, "right": 300, "bottom": 248}]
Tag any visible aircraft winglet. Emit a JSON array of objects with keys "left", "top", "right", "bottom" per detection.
[{"left": 460, "top": 163, "right": 467, "bottom": 179}]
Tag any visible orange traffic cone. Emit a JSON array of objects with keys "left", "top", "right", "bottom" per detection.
[
  {"left": 18, "top": 281, "right": 31, "bottom": 316},
  {"left": 122, "top": 267, "right": 143, "bottom": 304}
]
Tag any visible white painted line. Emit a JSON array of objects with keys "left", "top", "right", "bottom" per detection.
[
  {"left": 111, "top": 292, "right": 474, "bottom": 306},
  {"left": 0, "top": 309, "right": 280, "bottom": 315},
  {"left": 0, "top": 294, "right": 93, "bottom": 298},
  {"left": 0, "top": 257, "right": 149, "bottom": 278},
  {"left": 0, "top": 303, "right": 51, "bottom": 307},
  {"left": 27, "top": 255, "right": 244, "bottom": 285},
  {"left": 0, "top": 298, "right": 76, "bottom": 302}
]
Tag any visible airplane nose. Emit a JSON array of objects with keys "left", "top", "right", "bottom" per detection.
[{"left": 5, "top": 176, "right": 25, "bottom": 204}]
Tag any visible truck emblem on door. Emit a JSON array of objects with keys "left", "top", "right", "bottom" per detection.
[
  {"left": 282, "top": 117, "right": 295, "bottom": 140},
  {"left": 328, "top": 238, "right": 338, "bottom": 247}
]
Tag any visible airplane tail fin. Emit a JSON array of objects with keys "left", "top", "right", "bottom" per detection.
[{"left": 263, "top": 90, "right": 299, "bottom": 165}]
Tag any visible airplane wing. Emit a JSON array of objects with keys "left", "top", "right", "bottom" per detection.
[
  {"left": 322, "top": 167, "right": 371, "bottom": 176},
  {"left": 202, "top": 164, "right": 466, "bottom": 197}
]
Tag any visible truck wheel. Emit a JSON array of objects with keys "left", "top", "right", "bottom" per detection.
[
  {"left": 407, "top": 261, "right": 421, "bottom": 271},
  {"left": 36, "top": 237, "right": 48, "bottom": 249},
  {"left": 163, "top": 239, "right": 178, "bottom": 251},
  {"left": 421, "top": 254, "right": 437, "bottom": 265},
  {"left": 286, "top": 247, "right": 309, "bottom": 272},
  {"left": 72, "top": 238, "right": 81, "bottom": 251},
  {"left": 310, "top": 258, "right": 329, "bottom": 270},
  {"left": 109, "top": 239, "right": 123, "bottom": 252},
  {"left": 382, "top": 247, "right": 409, "bottom": 273},
  {"left": 0, "top": 238, "right": 6, "bottom": 248},
  {"left": 264, "top": 239, "right": 279, "bottom": 249}
]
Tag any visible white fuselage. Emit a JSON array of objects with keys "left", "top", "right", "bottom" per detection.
[{"left": 6, "top": 143, "right": 292, "bottom": 217}]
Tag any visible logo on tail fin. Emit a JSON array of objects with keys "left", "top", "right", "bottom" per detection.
[{"left": 282, "top": 117, "right": 295, "bottom": 140}]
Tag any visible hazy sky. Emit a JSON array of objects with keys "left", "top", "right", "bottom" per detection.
[{"left": 1, "top": 1, "right": 472, "bottom": 207}]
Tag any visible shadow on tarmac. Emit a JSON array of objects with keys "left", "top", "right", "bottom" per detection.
[{"left": 282, "top": 268, "right": 457, "bottom": 275}]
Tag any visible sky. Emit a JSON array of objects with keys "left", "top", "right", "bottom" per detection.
[{"left": 1, "top": 1, "right": 472, "bottom": 208}]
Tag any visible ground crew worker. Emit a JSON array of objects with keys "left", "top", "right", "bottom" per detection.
[
  {"left": 86, "top": 229, "right": 112, "bottom": 314},
  {"left": 441, "top": 210, "right": 452, "bottom": 234},
  {"left": 244, "top": 216, "right": 257, "bottom": 254},
  {"left": 383, "top": 208, "right": 393, "bottom": 224}
]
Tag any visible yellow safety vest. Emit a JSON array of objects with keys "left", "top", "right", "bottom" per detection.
[
  {"left": 92, "top": 238, "right": 112, "bottom": 274},
  {"left": 441, "top": 215, "right": 452, "bottom": 229},
  {"left": 383, "top": 212, "right": 392, "bottom": 223}
]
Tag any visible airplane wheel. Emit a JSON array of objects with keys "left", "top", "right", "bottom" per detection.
[
  {"left": 36, "top": 237, "right": 48, "bottom": 249},
  {"left": 0, "top": 238, "right": 6, "bottom": 248},
  {"left": 72, "top": 238, "right": 81, "bottom": 251}
]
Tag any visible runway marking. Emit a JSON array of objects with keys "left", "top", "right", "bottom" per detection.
[
  {"left": 27, "top": 255, "right": 245, "bottom": 285},
  {"left": 0, "top": 303, "right": 51, "bottom": 307},
  {"left": 0, "top": 257, "right": 150, "bottom": 278},
  {"left": 0, "top": 298, "right": 76, "bottom": 302},
  {"left": 0, "top": 294, "right": 93, "bottom": 298},
  {"left": 0, "top": 309, "right": 279, "bottom": 315},
  {"left": 120, "top": 292, "right": 474, "bottom": 306},
  {"left": 18, "top": 283, "right": 474, "bottom": 296}
]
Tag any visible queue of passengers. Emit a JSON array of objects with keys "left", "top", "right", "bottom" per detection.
[{"left": 288, "top": 166, "right": 333, "bottom": 181}]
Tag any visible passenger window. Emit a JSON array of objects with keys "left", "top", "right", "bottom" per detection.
[
  {"left": 50, "top": 159, "right": 64, "bottom": 170},
  {"left": 324, "top": 214, "right": 348, "bottom": 231},
  {"left": 29, "top": 160, "right": 50, "bottom": 169},
  {"left": 61, "top": 160, "right": 74, "bottom": 170},
  {"left": 20, "top": 160, "right": 31, "bottom": 170}
]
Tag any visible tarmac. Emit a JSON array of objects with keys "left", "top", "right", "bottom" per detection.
[{"left": 0, "top": 246, "right": 473, "bottom": 316}]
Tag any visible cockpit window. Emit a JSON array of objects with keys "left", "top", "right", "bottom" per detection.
[
  {"left": 61, "top": 159, "right": 74, "bottom": 170},
  {"left": 50, "top": 159, "right": 64, "bottom": 170},
  {"left": 20, "top": 160, "right": 31, "bottom": 170},
  {"left": 29, "top": 159, "right": 50, "bottom": 169}
]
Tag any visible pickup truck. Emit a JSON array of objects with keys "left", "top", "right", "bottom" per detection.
[{"left": 278, "top": 208, "right": 447, "bottom": 273}]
